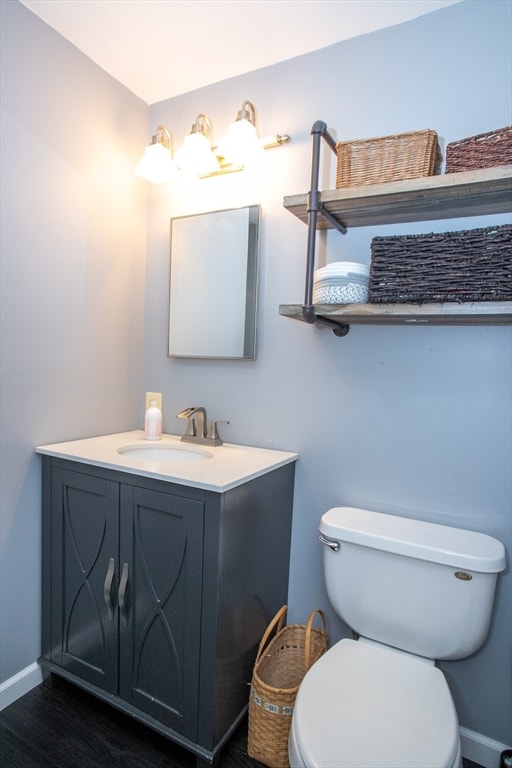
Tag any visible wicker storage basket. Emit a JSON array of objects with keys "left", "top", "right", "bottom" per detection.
[
  {"left": 336, "top": 129, "right": 441, "bottom": 188},
  {"left": 247, "top": 605, "right": 328, "bottom": 768},
  {"left": 445, "top": 126, "right": 512, "bottom": 173},
  {"left": 369, "top": 224, "right": 512, "bottom": 304}
]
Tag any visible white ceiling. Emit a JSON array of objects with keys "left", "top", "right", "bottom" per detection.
[{"left": 20, "top": 0, "right": 461, "bottom": 104}]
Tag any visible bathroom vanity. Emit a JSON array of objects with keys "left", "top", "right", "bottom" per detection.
[{"left": 37, "top": 432, "right": 297, "bottom": 767}]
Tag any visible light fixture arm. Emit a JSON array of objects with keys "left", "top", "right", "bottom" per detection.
[
  {"left": 236, "top": 100, "right": 257, "bottom": 126},
  {"left": 153, "top": 125, "right": 172, "bottom": 151},
  {"left": 191, "top": 114, "right": 213, "bottom": 145}
]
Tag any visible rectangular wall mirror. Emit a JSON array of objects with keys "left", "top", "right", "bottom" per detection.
[{"left": 169, "top": 205, "right": 260, "bottom": 359}]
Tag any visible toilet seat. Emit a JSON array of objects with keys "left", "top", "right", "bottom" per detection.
[{"left": 290, "top": 638, "right": 460, "bottom": 768}]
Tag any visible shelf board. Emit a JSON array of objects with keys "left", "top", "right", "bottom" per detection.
[
  {"left": 283, "top": 166, "right": 512, "bottom": 229},
  {"left": 279, "top": 302, "right": 512, "bottom": 327}
]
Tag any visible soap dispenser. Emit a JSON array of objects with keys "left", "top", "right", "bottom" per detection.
[{"left": 144, "top": 397, "right": 162, "bottom": 441}]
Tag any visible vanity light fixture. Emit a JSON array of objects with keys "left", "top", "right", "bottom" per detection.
[
  {"left": 135, "top": 101, "right": 291, "bottom": 184},
  {"left": 134, "top": 125, "right": 174, "bottom": 185}
]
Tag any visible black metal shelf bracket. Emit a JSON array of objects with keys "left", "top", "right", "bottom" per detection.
[{"left": 302, "top": 120, "right": 349, "bottom": 336}]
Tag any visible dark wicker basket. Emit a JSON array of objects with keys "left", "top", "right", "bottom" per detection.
[
  {"left": 336, "top": 129, "right": 441, "bottom": 188},
  {"left": 445, "top": 127, "right": 512, "bottom": 173},
  {"left": 369, "top": 224, "right": 512, "bottom": 304}
]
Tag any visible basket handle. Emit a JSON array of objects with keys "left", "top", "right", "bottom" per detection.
[
  {"left": 254, "top": 605, "right": 288, "bottom": 666},
  {"left": 304, "top": 608, "right": 328, "bottom": 671}
]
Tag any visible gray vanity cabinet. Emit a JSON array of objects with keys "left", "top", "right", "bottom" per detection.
[{"left": 40, "top": 455, "right": 295, "bottom": 766}]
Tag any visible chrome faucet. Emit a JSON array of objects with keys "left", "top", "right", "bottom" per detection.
[{"left": 176, "top": 407, "right": 229, "bottom": 446}]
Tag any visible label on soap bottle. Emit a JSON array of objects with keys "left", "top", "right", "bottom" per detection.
[{"left": 145, "top": 403, "right": 162, "bottom": 441}]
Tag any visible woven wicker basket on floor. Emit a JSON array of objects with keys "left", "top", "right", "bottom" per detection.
[
  {"left": 445, "top": 126, "right": 512, "bottom": 173},
  {"left": 336, "top": 129, "right": 441, "bottom": 188},
  {"left": 247, "top": 605, "right": 328, "bottom": 768},
  {"left": 369, "top": 224, "right": 512, "bottom": 304}
]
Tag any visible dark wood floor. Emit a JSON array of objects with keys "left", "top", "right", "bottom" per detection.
[
  {"left": 0, "top": 678, "right": 261, "bottom": 768},
  {"left": 0, "top": 678, "right": 484, "bottom": 768}
]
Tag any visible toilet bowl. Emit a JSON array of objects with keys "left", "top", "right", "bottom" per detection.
[
  {"left": 288, "top": 639, "right": 461, "bottom": 768},
  {"left": 289, "top": 507, "right": 506, "bottom": 768}
]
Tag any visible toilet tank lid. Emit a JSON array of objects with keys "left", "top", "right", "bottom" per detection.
[{"left": 320, "top": 507, "right": 506, "bottom": 573}]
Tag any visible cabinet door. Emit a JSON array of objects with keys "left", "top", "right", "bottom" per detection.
[
  {"left": 50, "top": 467, "right": 119, "bottom": 693},
  {"left": 119, "top": 485, "right": 204, "bottom": 739}
]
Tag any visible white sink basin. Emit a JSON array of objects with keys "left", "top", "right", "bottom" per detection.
[{"left": 117, "top": 444, "right": 213, "bottom": 463}]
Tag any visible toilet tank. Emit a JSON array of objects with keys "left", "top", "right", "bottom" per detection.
[{"left": 320, "top": 507, "right": 506, "bottom": 660}]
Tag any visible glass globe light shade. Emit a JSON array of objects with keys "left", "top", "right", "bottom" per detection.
[
  {"left": 219, "top": 117, "right": 265, "bottom": 167},
  {"left": 175, "top": 132, "right": 220, "bottom": 177},
  {"left": 135, "top": 142, "right": 175, "bottom": 185}
]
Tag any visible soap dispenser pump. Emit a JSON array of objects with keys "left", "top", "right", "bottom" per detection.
[{"left": 145, "top": 397, "right": 162, "bottom": 441}]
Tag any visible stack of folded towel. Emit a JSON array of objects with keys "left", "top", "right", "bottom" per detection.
[{"left": 313, "top": 262, "right": 370, "bottom": 304}]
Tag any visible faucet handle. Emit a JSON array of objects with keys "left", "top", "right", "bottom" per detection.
[{"left": 206, "top": 420, "right": 230, "bottom": 444}]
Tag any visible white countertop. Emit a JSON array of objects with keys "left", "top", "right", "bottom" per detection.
[{"left": 36, "top": 431, "right": 298, "bottom": 492}]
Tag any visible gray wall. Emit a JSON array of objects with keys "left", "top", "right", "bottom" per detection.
[
  {"left": 143, "top": 0, "right": 511, "bottom": 746},
  {"left": 0, "top": 0, "right": 147, "bottom": 682},
  {"left": 0, "top": 0, "right": 510, "bottom": 752}
]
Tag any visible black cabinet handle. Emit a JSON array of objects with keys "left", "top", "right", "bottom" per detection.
[
  {"left": 118, "top": 562, "right": 129, "bottom": 626},
  {"left": 103, "top": 557, "right": 115, "bottom": 621}
]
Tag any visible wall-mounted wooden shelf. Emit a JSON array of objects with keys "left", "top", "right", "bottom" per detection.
[
  {"left": 279, "top": 301, "right": 512, "bottom": 330},
  {"left": 283, "top": 165, "right": 512, "bottom": 229}
]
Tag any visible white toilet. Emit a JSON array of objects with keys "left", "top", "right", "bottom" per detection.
[{"left": 288, "top": 507, "right": 506, "bottom": 768}]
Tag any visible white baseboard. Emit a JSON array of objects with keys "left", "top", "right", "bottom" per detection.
[
  {"left": 0, "top": 662, "right": 43, "bottom": 711},
  {"left": 460, "top": 726, "right": 511, "bottom": 768}
]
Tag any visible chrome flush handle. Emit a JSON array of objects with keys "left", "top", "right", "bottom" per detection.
[{"left": 319, "top": 533, "right": 340, "bottom": 551}]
